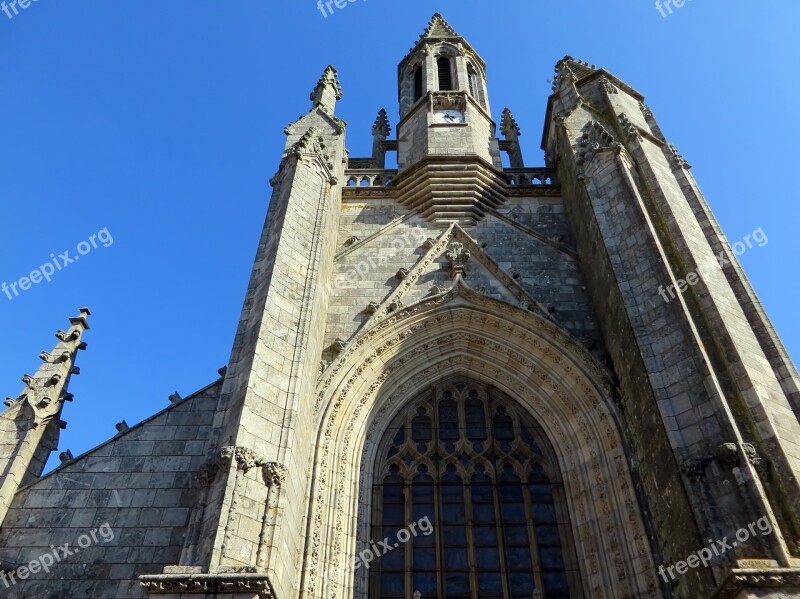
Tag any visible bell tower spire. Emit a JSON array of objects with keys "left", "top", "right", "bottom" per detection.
[
  {"left": 393, "top": 14, "right": 505, "bottom": 225},
  {"left": 396, "top": 13, "right": 498, "bottom": 171}
]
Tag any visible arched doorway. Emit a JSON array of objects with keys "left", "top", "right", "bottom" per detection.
[{"left": 369, "top": 378, "right": 581, "bottom": 599}]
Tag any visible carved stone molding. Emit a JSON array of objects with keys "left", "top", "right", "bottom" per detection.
[
  {"left": 715, "top": 442, "right": 768, "bottom": 475},
  {"left": 262, "top": 462, "right": 287, "bottom": 488},
  {"left": 711, "top": 568, "right": 800, "bottom": 599},
  {"left": 140, "top": 573, "right": 275, "bottom": 597},
  {"left": 576, "top": 121, "right": 622, "bottom": 168},
  {"left": 667, "top": 143, "right": 691, "bottom": 170},
  {"left": 199, "top": 447, "right": 287, "bottom": 487},
  {"left": 600, "top": 76, "right": 618, "bottom": 95},
  {"left": 431, "top": 90, "right": 467, "bottom": 111},
  {"left": 196, "top": 462, "right": 219, "bottom": 488},
  {"left": 681, "top": 456, "right": 712, "bottom": 482},
  {"left": 617, "top": 113, "right": 641, "bottom": 141},
  {"left": 716, "top": 442, "right": 740, "bottom": 467}
]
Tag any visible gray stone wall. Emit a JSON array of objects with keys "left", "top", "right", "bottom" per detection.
[
  {"left": 0, "top": 380, "right": 222, "bottom": 599},
  {"left": 326, "top": 195, "right": 605, "bottom": 358},
  {"left": 544, "top": 58, "right": 800, "bottom": 597}
]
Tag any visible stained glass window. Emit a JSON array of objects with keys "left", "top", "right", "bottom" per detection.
[{"left": 370, "top": 381, "right": 580, "bottom": 598}]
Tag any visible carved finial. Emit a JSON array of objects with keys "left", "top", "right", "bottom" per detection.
[
  {"left": 501, "top": 108, "right": 521, "bottom": 138},
  {"left": 68, "top": 307, "right": 91, "bottom": 331},
  {"left": 501, "top": 109, "right": 524, "bottom": 168},
  {"left": 310, "top": 65, "right": 342, "bottom": 114},
  {"left": 445, "top": 242, "right": 471, "bottom": 278},
  {"left": 371, "top": 108, "right": 392, "bottom": 168},
  {"left": 552, "top": 56, "right": 596, "bottom": 92},
  {"left": 419, "top": 13, "right": 460, "bottom": 41},
  {"left": 372, "top": 109, "right": 391, "bottom": 138}
]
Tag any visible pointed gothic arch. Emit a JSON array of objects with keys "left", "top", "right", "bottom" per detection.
[
  {"left": 369, "top": 376, "right": 582, "bottom": 598},
  {"left": 303, "top": 283, "right": 660, "bottom": 599}
]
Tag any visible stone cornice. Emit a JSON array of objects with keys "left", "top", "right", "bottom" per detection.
[
  {"left": 140, "top": 573, "right": 276, "bottom": 597},
  {"left": 712, "top": 568, "right": 800, "bottom": 599}
]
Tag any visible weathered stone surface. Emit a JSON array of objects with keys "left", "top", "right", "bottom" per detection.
[{"left": 0, "top": 13, "right": 798, "bottom": 599}]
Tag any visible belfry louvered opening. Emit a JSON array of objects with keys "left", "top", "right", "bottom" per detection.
[{"left": 437, "top": 57, "right": 453, "bottom": 91}]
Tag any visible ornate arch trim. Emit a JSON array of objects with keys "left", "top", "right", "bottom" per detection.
[{"left": 302, "top": 283, "right": 659, "bottom": 599}]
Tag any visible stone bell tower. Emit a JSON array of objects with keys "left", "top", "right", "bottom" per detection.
[{"left": 393, "top": 14, "right": 508, "bottom": 225}]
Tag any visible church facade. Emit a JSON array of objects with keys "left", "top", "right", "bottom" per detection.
[{"left": 1, "top": 13, "right": 799, "bottom": 599}]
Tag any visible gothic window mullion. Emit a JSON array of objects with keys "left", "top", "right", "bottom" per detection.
[
  {"left": 491, "top": 481, "right": 511, "bottom": 599},
  {"left": 402, "top": 416, "right": 413, "bottom": 599},
  {"left": 522, "top": 480, "right": 546, "bottom": 595},
  {"left": 404, "top": 479, "right": 413, "bottom": 599},
  {"left": 484, "top": 393, "right": 518, "bottom": 598},
  {"left": 454, "top": 388, "right": 480, "bottom": 599},
  {"left": 463, "top": 469, "right": 479, "bottom": 599},
  {"left": 431, "top": 388, "right": 444, "bottom": 599},
  {"left": 370, "top": 481, "right": 383, "bottom": 597}
]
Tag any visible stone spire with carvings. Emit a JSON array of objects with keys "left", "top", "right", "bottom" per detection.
[
  {"left": 309, "top": 64, "right": 342, "bottom": 115},
  {"left": 372, "top": 108, "right": 391, "bottom": 168},
  {"left": 0, "top": 307, "right": 90, "bottom": 526},
  {"left": 501, "top": 108, "right": 524, "bottom": 168}
]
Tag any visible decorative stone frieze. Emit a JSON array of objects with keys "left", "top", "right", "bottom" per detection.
[{"left": 140, "top": 573, "right": 276, "bottom": 597}]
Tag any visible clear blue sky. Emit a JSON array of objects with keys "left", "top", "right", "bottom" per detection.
[{"left": 1, "top": 1, "right": 798, "bottom": 468}]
